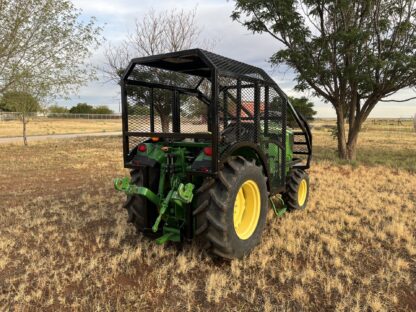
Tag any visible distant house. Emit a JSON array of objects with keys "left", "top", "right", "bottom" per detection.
[
  {"left": 241, "top": 101, "right": 265, "bottom": 117},
  {"left": 226, "top": 101, "right": 265, "bottom": 118}
]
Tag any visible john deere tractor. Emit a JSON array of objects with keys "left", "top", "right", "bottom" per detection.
[{"left": 114, "top": 49, "right": 312, "bottom": 259}]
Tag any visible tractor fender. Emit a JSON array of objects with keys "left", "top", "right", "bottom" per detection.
[{"left": 219, "top": 142, "right": 271, "bottom": 193}]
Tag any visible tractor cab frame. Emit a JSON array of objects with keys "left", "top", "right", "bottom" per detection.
[{"left": 120, "top": 49, "right": 312, "bottom": 195}]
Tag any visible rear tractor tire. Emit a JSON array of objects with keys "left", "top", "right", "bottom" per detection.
[
  {"left": 194, "top": 156, "right": 268, "bottom": 259},
  {"left": 123, "top": 167, "right": 160, "bottom": 236},
  {"left": 282, "top": 169, "right": 310, "bottom": 211}
]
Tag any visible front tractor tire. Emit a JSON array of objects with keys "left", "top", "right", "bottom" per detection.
[
  {"left": 282, "top": 169, "right": 310, "bottom": 211},
  {"left": 194, "top": 156, "right": 268, "bottom": 259}
]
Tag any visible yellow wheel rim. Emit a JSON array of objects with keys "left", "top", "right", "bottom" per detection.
[
  {"left": 233, "top": 180, "right": 261, "bottom": 240},
  {"left": 298, "top": 179, "right": 308, "bottom": 206}
]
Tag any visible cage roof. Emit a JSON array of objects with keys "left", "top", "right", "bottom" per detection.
[{"left": 128, "top": 49, "right": 275, "bottom": 84}]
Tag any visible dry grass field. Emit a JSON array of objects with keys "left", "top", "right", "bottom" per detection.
[
  {"left": 0, "top": 123, "right": 415, "bottom": 311},
  {"left": 0, "top": 118, "right": 121, "bottom": 137}
]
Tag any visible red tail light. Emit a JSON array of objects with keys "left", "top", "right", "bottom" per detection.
[
  {"left": 203, "top": 147, "right": 212, "bottom": 156},
  {"left": 138, "top": 144, "right": 147, "bottom": 152}
]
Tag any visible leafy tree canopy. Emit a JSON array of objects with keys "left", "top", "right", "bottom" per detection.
[
  {"left": 93, "top": 105, "right": 113, "bottom": 114},
  {"left": 49, "top": 105, "right": 69, "bottom": 114},
  {"left": 0, "top": 91, "right": 40, "bottom": 113},
  {"left": 233, "top": 0, "right": 416, "bottom": 159},
  {"left": 289, "top": 96, "right": 317, "bottom": 122},
  {"left": 69, "top": 103, "right": 94, "bottom": 114},
  {"left": 0, "top": 0, "right": 102, "bottom": 98},
  {"left": 69, "top": 103, "right": 113, "bottom": 114}
]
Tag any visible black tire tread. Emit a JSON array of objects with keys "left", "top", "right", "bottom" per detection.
[
  {"left": 124, "top": 169, "right": 146, "bottom": 231},
  {"left": 194, "top": 156, "right": 267, "bottom": 259},
  {"left": 124, "top": 167, "right": 160, "bottom": 236},
  {"left": 282, "top": 169, "right": 310, "bottom": 211}
]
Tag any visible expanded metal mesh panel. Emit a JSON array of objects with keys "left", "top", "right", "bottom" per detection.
[
  {"left": 122, "top": 49, "right": 311, "bottom": 173},
  {"left": 240, "top": 85, "right": 257, "bottom": 144},
  {"left": 128, "top": 136, "right": 147, "bottom": 151},
  {"left": 126, "top": 85, "right": 174, "bottom": 133},
  {"left": 218, "top": 76, "right": 237, "bottom": 135},
  {"left": 126, "top": 85, "right": 153, "bottom": 132},
  {"left": 197, "top": 78, "right": 211, "bottom": 98},
  {"left": 126, "top": 83, "right": 211, "bottom": 134},
  {"left": 263, "top": 87, "right": 285, "bottom": 184},
  {"left": 217, "top": 77, "right": 287, "bottom": 184},
  {"left": 293, "top": 134, "right": 309, "bottom": 153},
  {"left": 129, "top": 64, "right": 203, "bottom": 89},
  {"left": 179, "top": 94, "right": 209, "bottom": 133},
  {"left": 217, "top": 78, "right": 287, "bottom": 151},
  {"left": 287, "top": 105, "right": 310, "bottom": 164},
  {"left": 218, "top": 77, "right": 250, "bottom": 153},
  {"left": 153, "top": 89, "right": 173, "bottom": 133},
  {"left": 290, "top": 119, "right": 309, "bottom": 155},
  {"left": 267, "top": 88, "right": 284, "bottom": 146},
  {"left": 202, "top": 50, "right": 274, "bottom": 83}
]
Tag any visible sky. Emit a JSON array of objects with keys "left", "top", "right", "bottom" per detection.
[{"left": 60, "top": 0, "right": 416, "bottom": 118}]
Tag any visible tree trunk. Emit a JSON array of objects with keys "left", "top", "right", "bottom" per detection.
[
  {"left": 335, "top": 106, "right": 363, "bottom": 161},
  {"left": 345, "top": 117, "right": 362, "bottom": 161},
  {"left": 335, "top": 108, "right": 347, "bottom": 159},
  {"left": 159, "top": 114, "right": 170, "bottom": 132},
  {"left": 22, "top": 114, "right": 28, "bottom": 146},
  {"left": 346, "top": 132, "right": 359, "bottom": 160}
]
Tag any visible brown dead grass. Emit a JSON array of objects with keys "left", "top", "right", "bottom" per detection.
[
  {"left": 312, "top": 119, "right": 416, "bottom": 172},
  {"left": 0, "top": 118, "right": 121, "bottom": 137},
  {"left": 0, "top": 130, "right": 415, "bottom": 311}
]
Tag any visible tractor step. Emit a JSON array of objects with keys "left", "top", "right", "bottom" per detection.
[{"left": 269, "top": 197, "right": 287, "bottom": 217}]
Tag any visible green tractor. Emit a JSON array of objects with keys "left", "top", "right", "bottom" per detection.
[{"left": 114, "top": 49, "right": 312, "bottom": 259}]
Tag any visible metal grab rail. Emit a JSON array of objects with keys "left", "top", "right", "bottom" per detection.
[{"left": 286, "top": 100, "right": 313, "bottom": 169}]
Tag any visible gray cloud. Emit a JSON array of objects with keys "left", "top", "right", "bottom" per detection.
[{"left": 60, "top": 0, "right": 415, "bottom": 118}]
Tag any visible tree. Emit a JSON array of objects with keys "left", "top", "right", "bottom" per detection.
[
  {"left": 104, "top": 8, "right": 207, "bottom": 132},
  {"left": 0, "top": 0, "right": 101, "bottom": 99},
  {"left": 69, "top": 103, "right": 113, "bottom": 114},
  {"left": 413, "top": 113, "right": 416, "bottom": 132},
  {"left": 233, "top": 0, "right": 416, "bottom": 160},
  {"left": 0, "top": 90, "right": 41, "bottom": 145},
  {"left": 49, "top": 105, "right": 69, "bottom": 114},
  {"left": 0, "top": 0, "right": 101, "bottom": 145},
  {"left": 0, "top": 97, "right": 11, "bottom": 112},
  {"left": 288, "top": 96, "right": 317, "bottom": 127},
  {"left": 93, "top": 105, "right": 113, "bottom": 114},
  {"left": 69, "top": 103, "right": 95, "bottom": 114}
]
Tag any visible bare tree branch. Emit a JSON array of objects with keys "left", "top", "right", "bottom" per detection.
[{"left": 380, "top": 96, "right": 416, "bottom": 102}]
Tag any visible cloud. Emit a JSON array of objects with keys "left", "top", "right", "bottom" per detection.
[{"left": 61, "top": 0, "right": 416, "bottom": 118}]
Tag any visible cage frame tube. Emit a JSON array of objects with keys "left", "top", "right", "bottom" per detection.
[
  {"left": 223, "top": 90, "right": 228, "bottom": 129},
  {"left": 172, "top": 90, "right": 181, "bottom": 133},
  {"left": 120, "top": 49, "right": 311, "bottom": 176},
  {"left": 281, "top": 97, "right": 287, "bottom": 185},
  {"left": 150, "top": 88, "right": 155, "bottom": 132},
  {"left": 236, "top": 79, "right": 242, "bottom": 142},
  {"left": 211, "top": 68, "right": 219, "bottom": 173},
  {"left": 121, "top": 80, "right": 129, "bottom": 164},
  {"left": 254, "top": 82, "right": 260, "bottom": 144},
  {"left": 264, "top": 86, "right": 269, "bottom": 136}
]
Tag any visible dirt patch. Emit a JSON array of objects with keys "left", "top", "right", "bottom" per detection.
[{"left": 0, "top": 136, "right": 415, "bottom": 311}]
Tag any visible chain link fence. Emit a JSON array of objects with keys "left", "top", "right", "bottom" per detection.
[
  {"left": 313, "top": 118, "right": 415, "bottom": 134},
  {"left": 0, "top": 112, "right": 122, "bottom": 121}
]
